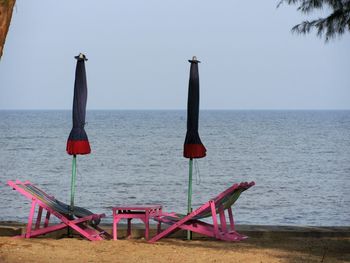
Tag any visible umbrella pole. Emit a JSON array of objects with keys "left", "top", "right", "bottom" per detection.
[
  {"left": 70, "top": 154, "right": 77, "bottom": 212},
  {"left": 187, "top": 158, "right": 193, "bottom": 240},
  {"left": 68, "top": 155, "right": 77, "bottom": 236}
]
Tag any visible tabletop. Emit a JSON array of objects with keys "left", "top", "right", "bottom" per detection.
[{"left": 111, "top": 205, "right": 162, "bottom": 212}]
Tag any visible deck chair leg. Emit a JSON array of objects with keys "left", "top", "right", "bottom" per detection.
[
  {"left": 156, "top": 208, "right": 162, "bottom": 234},
  {"left": 210, "top": 201, "right": 219, "bottom": 238},
  {"left": 44, "top": 211, "right": 50, "bottom": 227},
  {"left": 26, "top": 201, "right": 37, "bottom": 238},
  {"left": 145, "top": 210, "right": 149, "bottom": 240},
  {"left": 157, "top": 221, "right": 162, "bottom": 234},
  {"left": 218, "top": 205, "right": 227, "bottom": 233},
  {"left": 228, "top": 207, "right": 235, "bottom": 231},
  {"left": 35, "top": 206, "right": 43, "bottom": 230}
]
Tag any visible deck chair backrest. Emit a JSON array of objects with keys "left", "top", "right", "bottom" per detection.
[
  {"left": 163, "top": 182, "right": 255, "bottom": 220},
  {"left": 9, "top": 180, "right": 100, "bottom": 225},
  {"left": 17, "top": 182, "right": 69, "bottom": 215},
  {"left": 193, "top": 181, "right": 255, "bottom": 220},
  {"left": 214, "top": 182, "right": 255, "bottom": 208}
]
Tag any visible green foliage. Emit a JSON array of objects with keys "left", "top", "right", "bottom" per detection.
[{"left": 278, "top": 0, "right": 350, "bottom": 41}]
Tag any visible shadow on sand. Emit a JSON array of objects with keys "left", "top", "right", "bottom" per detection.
[{"left": 155, "top": 236, "right": 350, "bottom": 263}]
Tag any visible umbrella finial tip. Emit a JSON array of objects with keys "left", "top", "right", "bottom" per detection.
[
  {"left": 75, "top": 53, "right": 88, "bottom": 61},
  {"left": 189, "top": 56, "right": 200, "bottom": 63}
]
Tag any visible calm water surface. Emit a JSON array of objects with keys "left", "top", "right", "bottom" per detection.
[{"left": 0, "top": 110, "right": 349, "bottom": 226}]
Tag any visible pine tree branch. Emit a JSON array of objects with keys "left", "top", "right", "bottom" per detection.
[{"left": 278, "top": 0, "right": 350, "bottom": 41}]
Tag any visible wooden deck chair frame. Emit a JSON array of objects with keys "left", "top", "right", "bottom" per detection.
[
  {"left": 149, "top": 181, "right": 255, "bottom": 243},
  {"left": 8, "top": 180, "right": 110, "bottom": 241}
]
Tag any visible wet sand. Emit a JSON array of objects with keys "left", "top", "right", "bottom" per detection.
[{"left": 0, "top": 236, "right": 349, "bottom": 263}]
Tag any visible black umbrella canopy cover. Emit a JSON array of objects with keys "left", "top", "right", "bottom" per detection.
[
  {"left": 183, "top": 57, "right": 206, "bottom": 159},
  {"left": 66, "top": 53, "right": 91, "bottom": 155}
]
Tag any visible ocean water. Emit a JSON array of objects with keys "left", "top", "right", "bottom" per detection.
[{"left": 0, "top": 110, "right": 349, "bottom": 226}]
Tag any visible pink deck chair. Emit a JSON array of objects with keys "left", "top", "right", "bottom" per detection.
[
  {"left": 8, "top": 180, "right": 110, "bottom": 241},
  {"left": 149, "top": 181, "right": 255, "bottom": 243}
]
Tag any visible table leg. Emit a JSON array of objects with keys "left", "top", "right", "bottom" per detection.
[
  {"left": 127, "top": 219, "right": 132, "bottom": 238},
  {"left": 113, "top": 217, "right": 118, "bottom": 240}
]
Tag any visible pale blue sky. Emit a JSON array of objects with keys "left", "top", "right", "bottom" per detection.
[{"left": 0, "top": 0, "right": 349, "bottom": 110}]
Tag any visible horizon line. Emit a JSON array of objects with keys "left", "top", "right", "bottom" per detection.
[{"left": 0, "top": 108, "right": 349, "bottom": 111}]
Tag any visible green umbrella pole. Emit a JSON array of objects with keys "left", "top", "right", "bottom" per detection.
[
  {"left": 70, "top": 155, "right": 77, "bottom": 213},
  {"left": 67, "top": 154, "right": 77, "bottom": 237},
  {"left": 187, "top": 158, "right": 193, "bottom": 240}
]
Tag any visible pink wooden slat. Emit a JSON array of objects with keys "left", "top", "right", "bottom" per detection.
[
  {"left": 149, "top": 202, "right": 212, "bottom": 243},
  {"left": 24, "top": 223, "right": 67, "bottom": 238}
]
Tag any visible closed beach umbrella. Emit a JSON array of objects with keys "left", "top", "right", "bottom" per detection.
[
  {"left": 66, "top": 53, "right": 91, "bottom": 214},
  {"left": 184, "top": 56, "right": 206, "bottom": 239}
]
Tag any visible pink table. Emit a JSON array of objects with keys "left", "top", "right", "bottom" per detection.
[{"left": 112, "top": 205, "right": 162, "bottom": 240}]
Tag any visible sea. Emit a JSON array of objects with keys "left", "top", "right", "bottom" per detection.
[{"left": 0, "top": 110, "right": 349, "bottom": 226}]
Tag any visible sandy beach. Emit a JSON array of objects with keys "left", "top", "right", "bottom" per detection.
[
  {"left": 1, "top": 236, "right": 349, "bottom": 263},
  {"left": 1, "top": 1, "right": 349, "bottom": 263}
]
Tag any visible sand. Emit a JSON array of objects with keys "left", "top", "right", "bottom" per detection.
[{"left": 0, "top": 236, "right": 349, "bottom": 263}]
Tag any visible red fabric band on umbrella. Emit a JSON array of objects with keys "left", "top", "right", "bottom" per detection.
[
  {"left": 184, "top": 144, "right": 206, "bottom": 159},
  {"left": 66, "top": 140, "right": 91, "bottom": 155}
]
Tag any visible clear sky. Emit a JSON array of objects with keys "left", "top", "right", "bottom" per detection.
[{"left": 0, "top": 0, "right": 349, "bottom": 110}]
